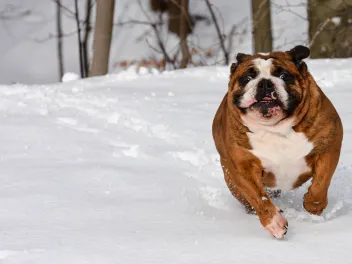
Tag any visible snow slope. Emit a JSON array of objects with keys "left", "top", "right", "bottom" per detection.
[{"left": 0, "top": 59, "right": 351, "bottom": 263}]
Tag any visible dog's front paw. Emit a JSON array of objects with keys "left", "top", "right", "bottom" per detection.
[
  {"left": 262, "top": 207, "right": 288, "bottom": 239},
  {"left": 303, "top": 193, "right": 327, "bottom": 215}
]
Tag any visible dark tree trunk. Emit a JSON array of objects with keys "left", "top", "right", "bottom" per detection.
[
  {"left": 74, "top": 0, "right": 84, "bottom": 78},
  {"left": 56, "top": 0, "right": 64, "bottom": 80},
  {"left": 82, "top": 0, "right": 93, "bottom": 77},
  {"left": 179, "top": 0, "right": 191, "bottom": 68},
  {"left": 150, "top": 0, "right": 168, "bottom": 12},
  {"left": 308, "top": 0, "right": 352, "bottom": 58},
  {"left": 168, "top": 0, "right": 192, "bottom": 36},
  {"left": 251, "top": 0, "right": 273, "bottom": 53}
]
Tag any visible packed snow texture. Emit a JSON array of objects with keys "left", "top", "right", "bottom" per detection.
[{"left": 0, "top": 59, "right": 350, "bottom": 263}]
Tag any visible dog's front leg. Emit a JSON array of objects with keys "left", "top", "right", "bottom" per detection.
[
  {"left": 303, "top": 149, "right": 341, "bottom": 215},
  {"left": 227, "top": 147, "right": 288, "bottom": 239}
]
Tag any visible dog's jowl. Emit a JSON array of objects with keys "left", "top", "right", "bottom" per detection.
[{"left": 212, "top": 45, "right": 343, "bottom": 239}]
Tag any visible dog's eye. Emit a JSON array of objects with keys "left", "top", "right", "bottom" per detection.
[
  {"left": 243, "top": 76, "right": 253, "bottom": 83},
  {"left": 280, "top": 73, "right": 287, "bottom": 80}
]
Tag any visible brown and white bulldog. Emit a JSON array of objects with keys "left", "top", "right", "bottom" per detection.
[{"left": 212, "top": 45, "right": 343, "bottom": 239}]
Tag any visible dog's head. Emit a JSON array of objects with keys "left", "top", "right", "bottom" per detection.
[{"left": 229, "top": 45, "right": 310, "bottom": 125}]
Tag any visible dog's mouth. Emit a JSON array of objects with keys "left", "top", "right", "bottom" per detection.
[
  {"left": 236, "top": 91, "right": 286, "bottom": 118},
  {"left": 250, "top": 93, "right": 284, "bottom": 118}
]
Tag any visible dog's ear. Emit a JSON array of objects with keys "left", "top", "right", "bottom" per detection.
[
  {"left": 236, "top": 53, "right": 250, "bottom": 63},
  {"left": 287, "top": 45, "right": 310, "bottom": 65},
  {"left": 230, "top": 52, "right": 250, "bottom": 77},
  {"left": 297, "top": 61, "right": 309, "bottom": 77},
  {"left": 230, "top": 63, "right": 237, "bottom": 76},
  {"left": 287, "top": 45, "right": 310, "bottom": 77}
]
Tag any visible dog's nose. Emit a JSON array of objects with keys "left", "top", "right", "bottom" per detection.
[
  {"left": 258, "top": 79, "right": 274, "bottom": 93},
  {"left": 257, "top": 79, "right": 275, "bottom": 99}
]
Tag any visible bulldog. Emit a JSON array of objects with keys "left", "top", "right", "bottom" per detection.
[{"left": 212, "top": 45, "right": 343, "bottom": 239}]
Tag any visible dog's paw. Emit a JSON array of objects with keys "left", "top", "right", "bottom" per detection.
[
  {"left": 303, "top": 193, "right": 327, "bottom": 215},
  {"left": 264, "top": 209, "right": 288, "bottom": 239}
]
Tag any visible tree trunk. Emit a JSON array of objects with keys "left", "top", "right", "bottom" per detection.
[
  {"left": 308, "top": 0, "right": 352, "bottom": 58},
  {"left": 179, "top": 0, "right": 191, "bottom": 68},
  {"left": 89, "top": 0, "right": 115, "bottom": 77},
  {"left": 56, "top": 0, "right": 64, "bottom": 81},
  {"left": 168, "top": 0, "right": 192, "bottom": 36},
  {"left": 82, "top": 0, "right": 93, "bottom": 77},
  {"left": 74, "top": 0, "right": 84, "bottom": 78},
  {"left": 251, "top": 0, "right": 273, "bottom": 53},
  {"left": 150, "top": 0, "right": 168, "bottom": 12}
]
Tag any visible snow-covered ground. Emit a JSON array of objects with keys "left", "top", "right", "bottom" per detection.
[{"left": 0, "top": 59, "right": 350, "bottom": 263}]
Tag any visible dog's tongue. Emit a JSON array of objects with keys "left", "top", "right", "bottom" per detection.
[{"left": 262, "top": 97, "right": 273, "bottom": 101}]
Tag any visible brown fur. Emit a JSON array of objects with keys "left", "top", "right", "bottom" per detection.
[{"left": 212, "top": 50, "right": 343, "bottom": 230}]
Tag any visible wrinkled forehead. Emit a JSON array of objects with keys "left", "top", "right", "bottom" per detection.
[
  {"left": 252, "top": 58, "right": 274, "bottom": 76},
  {"left": 236, "top": 56, "right": 293, "bottom": 77}
]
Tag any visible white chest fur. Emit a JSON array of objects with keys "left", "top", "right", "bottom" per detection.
[{"left": 244, "top": 118, "right": 313, "bottom": 190}]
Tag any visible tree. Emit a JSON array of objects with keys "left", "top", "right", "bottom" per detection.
[
  {"left": 179, "top": 0, "right": 192, "bottom": 68},
  {"left": 52, "top": 0, "right": 94, "bottom": 79},
  {"left": 168, "top": 0, "right": 192, "bottom": 68},
  {"left": 55, "top": 0, "right": 64, "bottom": 80},
  {"left": 74, "top": 0, "right": 84, "bottom": 78},
  {"left": 82, "top": 0, "right": 93, "bottom": 77},
  {"left": 251, "top": 0, "right": 273, "bottom": 53},
  {"left": 205, "top": 0, "right": 229, "bottom": 65},
  {"left": 89, "top": 0, "right": 115, "bottom": 77},
  {"left": 308, "top": 0, "right": 352, "bottom": 58},
  {"left": 150, "top": 0, "right": 168, "bottom": 12}
]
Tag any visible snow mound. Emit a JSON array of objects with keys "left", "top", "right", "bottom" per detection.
[{"left": 62, "top": 72, "right": 80, "bottom": 82}]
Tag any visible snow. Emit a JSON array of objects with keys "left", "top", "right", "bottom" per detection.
[
  {"left": 0, "top": 59, "right": 350, "bottom": 263},
  {"left": 331, "top": 17, "right": 341, "bottom": 26},
  {"left": 62, "top": 72, "right": 80, "bottom": 83}
]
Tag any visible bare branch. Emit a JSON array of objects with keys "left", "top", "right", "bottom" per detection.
[
  {"left": 137, "top": 0, "right": 176, "bottom": 69},
  {"left": 204, "top": 0, "right": 229, "bottom": 64},
  {"left": 0, "top": 4, "right": 31, "bottom": 20},
  {"left": 34, "top": 30, "right": 79, "bottom": 43},
  {"left": 51, "top": 0, "right": 76, "bottom": 17},
  {"left": 226, "top": 25, "right": 237, "bottom": 56},
  {"left": 308, "top": 18, "right": 331, "bottom": 48},
  {"left": 115, "top": 20, "right": 164, "bottom": 26},
  {"left": 272, "top": 2, "right": 307, "bottom": 21}
]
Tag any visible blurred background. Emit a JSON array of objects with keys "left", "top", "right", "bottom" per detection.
[{"left": 0, "top": 0, "right": 351, "bottom": 85}]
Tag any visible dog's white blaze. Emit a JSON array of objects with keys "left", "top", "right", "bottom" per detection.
[
  {"left": 253, "top": 58, "right": 272, "bottom": 77},
  {"left": 243, "top": 117, "right": 313, "bottom": 190},
  {"left": 240, "top": 58, "right": 289, "bottom": 108}
]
